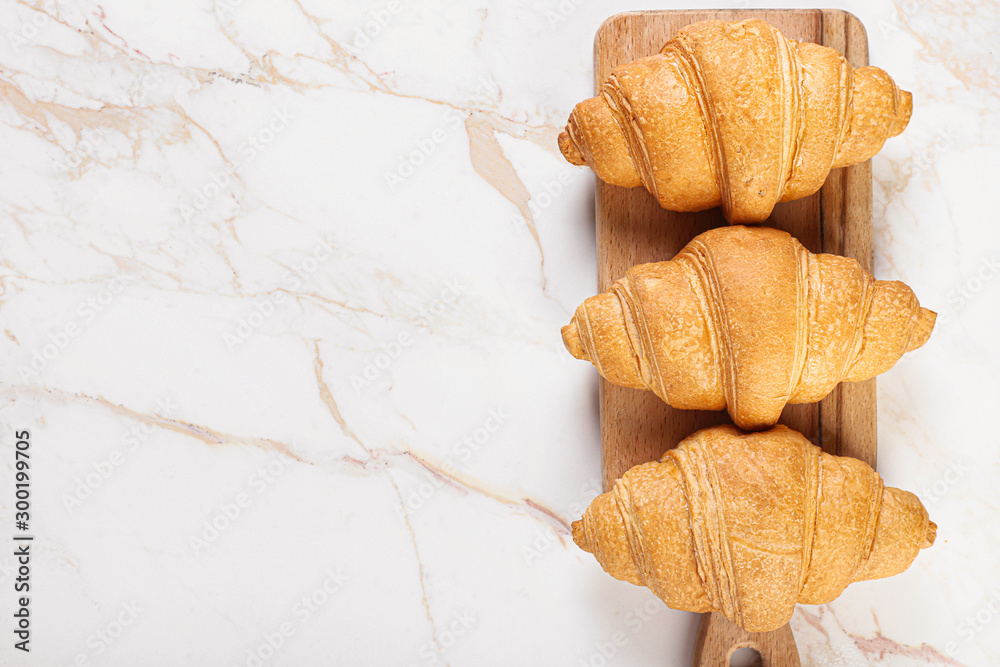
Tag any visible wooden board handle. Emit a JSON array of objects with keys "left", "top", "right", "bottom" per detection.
[{"left": 692, "top": 614, "right": 800, "bottom": 667}]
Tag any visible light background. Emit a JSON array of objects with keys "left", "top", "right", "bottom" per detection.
[{"left": 0, "top": 0, "right": 997, "bottom": 665}]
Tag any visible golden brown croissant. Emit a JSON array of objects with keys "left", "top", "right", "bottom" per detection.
[
  {"left": 559, "top": 18, "right": 912, "bottom": 223},
  {"left": 573, "top": 424, "right": 935, "bottom": 632},
  {"left": 562, "top": 225, "right": 934, "bottom": 431}
]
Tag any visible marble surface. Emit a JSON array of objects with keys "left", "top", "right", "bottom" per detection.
[{"left": 0, "top": 0, "right": 997, "bottom": 665}]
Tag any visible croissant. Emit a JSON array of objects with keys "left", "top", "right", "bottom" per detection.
[
  {"left": 559, "top": 18, "right": 912, "bottom": 223},
  {"left": 562, "top": 225, "right": 934, "bottom": 431},
  {"left": 573, "top": 424, "right": 935, "bottom": 632}
]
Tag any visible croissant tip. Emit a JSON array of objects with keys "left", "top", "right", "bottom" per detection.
[
  {"left": 923, "top": 520, "right": 937, "bottom": 548},
  {"left": 559, "top": 129, "right": 586, "bottom": 166},
  {"left": 905, "top": 307, "right": 936, "bottom": 353},
  {"left": 892, "top": 89, "right": 913, "bottom": 137},
  {"left": 571, "top": 520, "right": 591, "bottom": 552},
  {"left": 561, "top": 321, "right": 588, "bottom": 360}
]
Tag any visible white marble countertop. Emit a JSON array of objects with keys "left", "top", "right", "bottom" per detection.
[{"left": 0, "top": 0, "right": 997, "bottom": 665}]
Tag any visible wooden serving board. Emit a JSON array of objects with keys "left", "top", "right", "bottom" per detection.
[{"left": 593, "top": 9, "right": 876, "bottom": 667}]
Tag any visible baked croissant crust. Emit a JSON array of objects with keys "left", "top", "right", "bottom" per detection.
[
  {"left": 558, "top": 18, "right": 912, "bottom": 223},
  {"left": 562, "top": 225, "right": 934, "bottom": 431},
  {"left": 573, "top": 424, "right": 936, "bottom": 632}
]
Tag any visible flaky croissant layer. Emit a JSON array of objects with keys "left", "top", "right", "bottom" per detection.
[
  {"left": 559, "top": 19, "right": 912, "bottom": 222},
  {"left": 562, "top": 225, "right": 935, "bottom": 430},
  {"left": 573, "top": 425, "right": 935, "bottom": 632}
]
